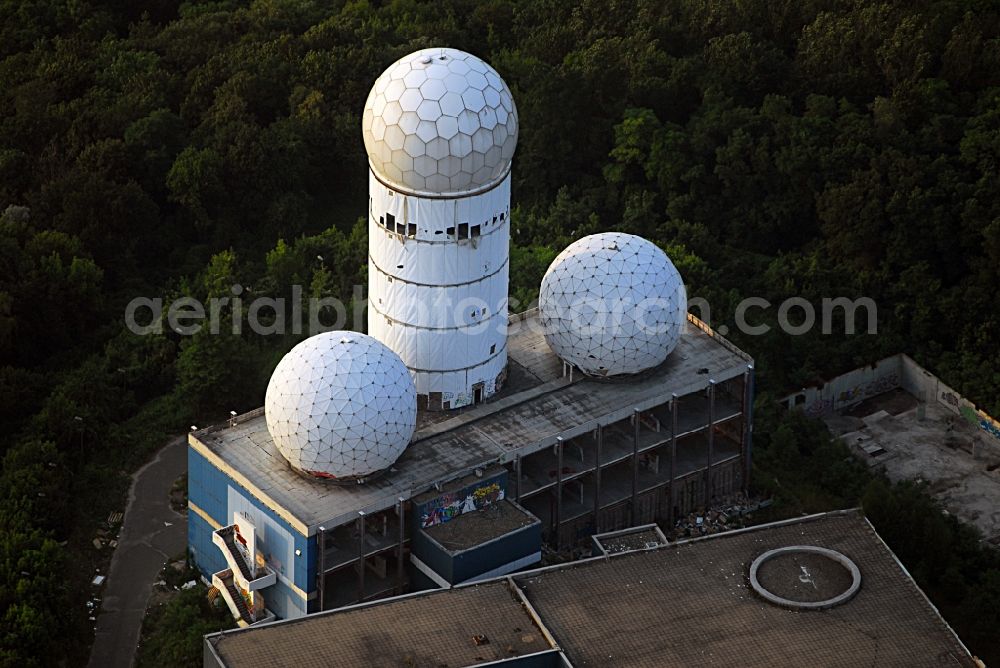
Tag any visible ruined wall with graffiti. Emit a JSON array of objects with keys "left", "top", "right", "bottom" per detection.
[
  {"left": 782, "top": 354, "right": 903, "bottom": 417},
  {"left": 415, "top": 472, "right": 507, "bottom": 530},
  {"left": 900, "top": 354, "right": 1000, "bottom": 445},
  {"left": 782, "top": 353, "right": 1000, "bottom": 446}
]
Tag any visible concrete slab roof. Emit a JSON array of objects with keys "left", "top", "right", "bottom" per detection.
[
  {"left": 190, "top": 313, "right": 751, "bottom": 534},
  {"left": 206, "top": 579, "right": 554, "bottom": 667},
  {"left": 422, "top": 498, "right": 539, "bottom": 552},
  {"left": 205, "top": 510, "right": 977, "bottom": 667},
  {"left": 827, "top": 388, "right": 1000, "bottom": 544}
]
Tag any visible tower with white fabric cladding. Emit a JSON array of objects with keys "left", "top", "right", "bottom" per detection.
[{"left": 363, "top": 48, "right": 518, "bottom": 410}]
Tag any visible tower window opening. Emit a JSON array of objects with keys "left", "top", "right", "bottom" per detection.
[
  {"left": 492, "top": 216, "right": 497, "bottom": 225},
  {"left": 396, "top": 222, "right": 406, "bottom": 235},
  {"left": 386, "top": 213, "right": 395, "bottom": 228},
  {"left": 490, "top": 344, "right": 496, "bottom": 354},
  {"left": 379, "top": 216, "right": 385, "bottom": 227},
  {"left": 446, "top": 226, "right": 455, "bottom": 237},
  {"left": 458, "top": 223, "right": 469, "bottom": 240},
  {"left": 500, "top": 212, "right": 505, "bottom": 221},
  {"left": 471, "top": 224, "right": 481, "bottom": 238},
  {"left": 408, "top": 224, "right": 417, "bottom": 237}
]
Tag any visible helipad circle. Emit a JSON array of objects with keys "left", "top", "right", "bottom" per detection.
[{"left": 749, "top": 545, "right": 861, "bottom": 610}]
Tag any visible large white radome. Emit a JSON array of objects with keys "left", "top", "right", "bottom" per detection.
[
  {"left": 362, "top": 47, "right": 518, "bottom": 196},
  {"left": 539, "top": 233, "right": 687, "bottom": 377},
  {"left": 264, "top": 331, "right": 416, "bottom": 480}
]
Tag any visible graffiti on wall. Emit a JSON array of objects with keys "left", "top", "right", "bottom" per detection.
[
  {"left": 962, "top": 406, "right": 1000, "bottom": 438},
  {"left": 800, "top": 371, "right": 903, "bottom": 417},
  {"left": 834, "top": 372, "right": 899, "bottom": 407},
  {"left": 420, "top": 481, "right": 505, "bottom": 529},
  {"left": 959, "top": 404, "right": 1000, "bottom": 440},
  {"left": 803, "top": 398, "right": 833, "bottom": 418},
  {"left": 981, "top": 416, "right": 1000, "bottom": 441}
]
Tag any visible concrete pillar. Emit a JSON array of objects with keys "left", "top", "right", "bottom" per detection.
[
  {"left": 742, "top": 365, "right": 754, "bottom": 495},
  {"left": 669, "top": 393, "right": 678, "bottom": 527},
  {"left": 706, "top": 380, "right": 716, "bottom": 507},
  {"left": 317, "top": 525, "right": 326, "bottom": 612},
  {"left": 514, "top": 454, "right": 522, "bottom": 503},
  {"left": 357, "top": 511, "right": 366, "bottom": 602},
  {"left": 396, "top": 498, "right": 405, "bottom": 592},
  {"left": 593, "top": 426, "right": 603, "bottom": 533},
  {"left": 554, "top": 437, "right": 564, "bottom": 549},
  {"left": 631, "top": 408, "right": 640, "bottom": 526}
]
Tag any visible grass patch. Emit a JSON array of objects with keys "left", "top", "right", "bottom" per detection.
[{"left": 136, "top": 558, "right": 235, "bottom": 668}]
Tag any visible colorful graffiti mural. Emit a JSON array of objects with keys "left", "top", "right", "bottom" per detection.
[
  {"left": 835, "top": 372, "right": 899, "bottom": 407},
  {"left": 981, "top": 417, "right": 1000, "bottom": 441},
  {"left": 961, "top": 406, "right": 1000, "bottom": 439},
  {"left": 420, "top": 481, "right": 505, "bottom": 529},
  {"left": 803, "top": 371, "right": 901, "bottom": 417}
]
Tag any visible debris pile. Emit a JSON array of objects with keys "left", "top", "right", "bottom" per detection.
[{"left": 669, "top": 496, "right": 772, "bottom": 540}]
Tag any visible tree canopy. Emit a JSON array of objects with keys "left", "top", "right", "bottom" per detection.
[{"left": 1, "top": 0, "right": 1000, "bottom": 664}]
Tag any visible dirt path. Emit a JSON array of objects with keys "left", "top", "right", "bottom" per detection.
[{"left": 87, "top": 436, "right": 188, "bottom": 668}]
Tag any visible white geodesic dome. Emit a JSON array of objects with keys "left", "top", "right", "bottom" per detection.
[
  {"left": 264, "top": 331, "right": 416, "bottom": 480},
  {"left": 538, "top": 233, "right": 687, "bottom": 377},
  {"left": 362, "top": 47, "right": 518, "bottom": 196}
]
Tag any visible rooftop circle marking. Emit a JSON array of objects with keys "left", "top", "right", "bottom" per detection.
[{"left": 749, "top": 545, "right": 861, "bottom": 610}]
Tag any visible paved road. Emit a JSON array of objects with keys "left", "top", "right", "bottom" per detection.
[{"left": 88, "top": 437, "right": 187, "bottom": 668}]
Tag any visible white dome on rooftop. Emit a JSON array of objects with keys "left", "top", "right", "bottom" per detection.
[
  {"left": 362, "top": 47, "right": 518, "bottom": 196},
  {"left": 264, "top": 331, "right": 416, "bottom": 480},
  {"left": 538, "top": 233, "right": 687, "bottom": 377}
]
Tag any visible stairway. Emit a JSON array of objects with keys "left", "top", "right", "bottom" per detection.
[
  {"left": 220, "top": 573, "right": 253, "bottom": 625},
  {"left": 218, "top": 525, "right": 254, "bottom": 581}
]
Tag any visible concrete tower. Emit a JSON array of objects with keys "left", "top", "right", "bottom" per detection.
[{"left": 363, "top": 47, "right": 518, "bottom": 410}]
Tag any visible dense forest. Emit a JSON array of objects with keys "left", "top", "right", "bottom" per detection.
[{"left": 2, "top": 0, "right": 1000, "bottom": 665}]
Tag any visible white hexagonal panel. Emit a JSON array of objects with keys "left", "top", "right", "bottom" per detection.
[
  {"left": 538, "top": 233, "right": 688, "bottom": 377},
  {"left": 264, "top": 331, "right": 416, "bottom": 480},
  {"left": 363, "top": 47, "right": 518, "bottom": 196}
]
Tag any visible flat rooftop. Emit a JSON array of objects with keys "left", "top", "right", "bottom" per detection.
[
  {"left": 422, "top": 499, "right": 538, "bottom": 552},
  {"left": 190, "top": 312, "right": 751, "bottom": 534},
  {"left": 205, "top": 510, "right": 977, "bottom": 667},
  {"left": 825, "top": 388, "right": 1000, "bottom": 543},
  {"left": 206, "top": 579, "right": 553, "bottom": 667}
]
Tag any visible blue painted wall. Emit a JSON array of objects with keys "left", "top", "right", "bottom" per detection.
[
  {"left": 187, "top": 445, "right": 315, "bottom": 619},
  {"left": 414, "top": 519, "right": 540, "bottom": 584},
  {"left": 451, "top": 521, "right": 540, "bottom": 582},
  {"left": 188, "top": 510, "right": 226, "bottom": 578}
]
